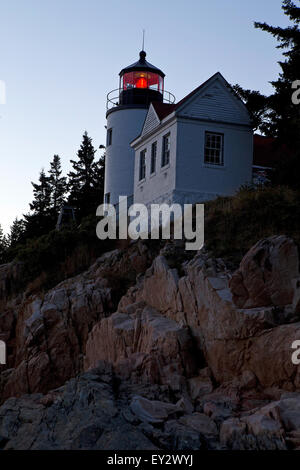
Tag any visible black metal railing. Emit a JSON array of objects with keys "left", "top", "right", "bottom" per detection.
[{"left": 106, "top": 88, "right": 176, "bottom": 111}]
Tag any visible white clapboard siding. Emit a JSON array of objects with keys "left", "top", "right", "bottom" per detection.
[
  {"left": 141, "top": 104, "right": 160, "bottom": 137},
  {"left": 179, "top": 81, "right": 251, "bottom": 126}
]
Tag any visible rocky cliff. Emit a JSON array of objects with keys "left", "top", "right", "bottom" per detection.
[{"left": 0, "top": 235, "right": 300, "bottom": 450}]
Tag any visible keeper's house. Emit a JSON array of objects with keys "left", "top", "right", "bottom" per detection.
[
  {"left": 104, "top": 51, "right": 253, "bottom": 208},
  {"left": 131, "top": 72, "right": 253, "bottom": 206}
]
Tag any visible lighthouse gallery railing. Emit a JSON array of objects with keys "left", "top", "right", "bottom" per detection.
[{"left": 106, "top": 88, "right": 176, "bottom": 111}]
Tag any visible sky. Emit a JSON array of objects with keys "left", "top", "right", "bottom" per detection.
[{"left": 0, "top": 0, "right": 291, "bottom": 233}]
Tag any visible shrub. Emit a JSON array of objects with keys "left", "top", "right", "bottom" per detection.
[
  {"left": 5, "top": 214, "right": 114, "bottom": 294},
  {"left": 204, "top": 185, "right": 300, "bottom": 266}
]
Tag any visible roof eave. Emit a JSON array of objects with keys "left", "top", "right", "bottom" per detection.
[{"left": 131, "top": 112, "right": 177, "bottom": 148}]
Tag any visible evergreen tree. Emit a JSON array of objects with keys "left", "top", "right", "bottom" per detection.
[
  {"left": 8, "top": 218, "right": 25, "bottom": 248},
  {"left": 92, "top": 152, "right": 106, "bottom": 205},
  {"left": 29, "top": 169, "right": 52, "bottom": 215},
  {"left": 254, "top": 0, "right": 300, "bottom": 189},
  {"left": 23, "top": 169, "right": 53, "bottom": 238},
  {"left": 232, "top": 85, "right": 270, "bottom": 132},
  {"left": 254, "top": 0, "right": 300, "bottom": 148},
  {"left": 0, "top": 224, "right": 8, "bottom": 263},
  {"left": 68, "top": 131, "right": 103, "bottom": 219},
  {"left": 234, "top": 1, "right": 300, "bottom": 189},
  {"left": 49, "top": 155, "right": 67, "bottom": 214}
]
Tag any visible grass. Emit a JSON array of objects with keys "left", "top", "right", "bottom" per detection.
[
  {"left": 204, "top": 185, "right": 300, "bottom": 267},
  {"left": 4, "top": 215, "right": 115, "bottom": 295},
  {"left": 2, "top": 186, "right": 300, "bottom": 296}
]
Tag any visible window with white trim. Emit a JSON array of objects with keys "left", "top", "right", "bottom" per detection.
[
  {"left": 139, "top": 149, "right": 146, "bottom": 181},
  {"left": 161, "top": 133, "right": 170, "bottom": 167},
  {"left": 151, "top": 141, "right": 157, "bottom": 174},
  {"left": 204, "top": 132, "right": 224, "bottom": 166}
]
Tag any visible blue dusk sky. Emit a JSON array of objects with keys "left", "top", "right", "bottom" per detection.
[{"left": 0, "top": 0, "right": 291, "bottom": 232}]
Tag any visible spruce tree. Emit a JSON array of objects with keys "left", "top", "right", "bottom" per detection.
[
  {"left": 29, "top": 169, "right": 52, "bottom": 215},
  {"left": 0, "top": 224, "right": 8, "bottom": 263},
  {"left": 49, "top": 155, "right": 67, "bottom": 214},
  {"left": 233, "top": 1, "right": 300, "bottom": 189},
  {"left": 254, "top": 0, "right": 300, "bottom": 147},
  {"left": 23, "top": 169, "right": 53, "bottom": 238},
  {"left": 232, "top": 85, "right": 270, "bottom": 132},
  {"left": 8, "top": 218, "right": 25, "bottom": 248},
  {"left": 253, "top": 0, "right": 300, "bottom": 188},
  {"left": 68, "top": 131, "right": 102, "bottom": 220},
  {"left": 92, "top": 152, "right": 106, "bottom": 205}
]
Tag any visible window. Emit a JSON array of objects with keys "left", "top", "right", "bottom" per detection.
[
  {"left": 107, "top": 128, "right": 112, "bottom": 146},
  {"left": 104, "top": 192, "right": 110, "bottom": 204},
  {"left": 161, "top": 133, "right": 170, "bottom": 167},
  {"left": 151, "top": 141, "right": 157, "bottom": 174},
  {"left": 204, "top": 132, "right": 224, "bottom": 166},
  {"left": 139, "top": 149, "right": 146, "bottom": 181}
]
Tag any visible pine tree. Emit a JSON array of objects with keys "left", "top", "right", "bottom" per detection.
[
  {"left": 232, "top": 85, "right": 270, "bottom": 132},
  {"left": 234, "top": 1, "right": 300, "bottom": 189},
  {"left": 8, "top": 218, "right": 25, "bottom": 248},
  {"left": 68, "top": 131, "right": 102, "bottom": 219},
  {"left": 254, "top": 0, "right": 300, "bottom": 147},
  {"left": 49, "top": 155, "right": 67, "bottom": 214},
  {"left": 0, "top": 224, "right": 8, "bottom": 263},
  {"left": 92, "top": 152, "right": 106, "bottom": 205},
  {"left": 23, "top": 169, "right": 53, "bottom": 239},
  {"left": 29, "top": 169, "right": 52, "bottom": 215}
]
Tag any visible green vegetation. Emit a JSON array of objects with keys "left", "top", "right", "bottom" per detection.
[
  {"left": 2, "top": 131, "right": 105, "bottom": 254},
  {"left": 205, "top": 185, "right": 300, "bottom": 267},
  {"left": 1, "top": 186, "right": 300, "bottom": 295},
  {"left": 4, "top": 215, "right": 114, "bottom": 294},
  {"left": 234, "top": 0, "right": 300, "bottom": 189},
  {"left": 0, "top": 130, "right": 107, "bottom": 294},
  {"left": 1, "top": 1, "right": 300, "bottom": 294}
]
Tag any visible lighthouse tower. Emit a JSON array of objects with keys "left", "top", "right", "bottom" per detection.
[{"left": 104, "top": 50, "right": 173, "bottom": 206}]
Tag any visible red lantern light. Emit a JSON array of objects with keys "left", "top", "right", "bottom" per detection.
[{"left": 136, "top": 77, "right": 147, "bottom": 89}]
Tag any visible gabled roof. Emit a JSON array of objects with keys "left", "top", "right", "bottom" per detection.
[
  {"left": 149, "top": 77, "right": 217, "bottom": 122},
  {"left": 173, "top": 72, "right": 221, "bottom": 111},
  {"left": 153, "top": 72, "right": 249, "bottom": 121},
  {"left": 132, "top": 72, "right": 252, "bottom": 145},
  {"left": 151, "top": 102, "right": 176, "bottom": 120}
]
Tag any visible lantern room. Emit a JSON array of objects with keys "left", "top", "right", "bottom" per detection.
[
  {"left": 120, "top": 71, "right": 164, "bottom": 92},
  {"left": 118, "top": 51, "right": 165, "bottom": 106}
]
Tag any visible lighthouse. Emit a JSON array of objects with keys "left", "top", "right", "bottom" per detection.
[{"left": 104, "top": 50, "right": 175, "bottom": 206}]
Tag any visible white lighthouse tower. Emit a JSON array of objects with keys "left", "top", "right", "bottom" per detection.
[{"left": 104, "top": 50, "right": 174, "bottom": 206}]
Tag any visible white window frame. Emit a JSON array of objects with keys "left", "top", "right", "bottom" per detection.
[
  {"left": 139, "top": 149, "right": 146, "bottom": 181},
  {"left": 151, "top": 141, "right": 157, "bottom": 174},
  {"left": 161, "top": 133, "right": 170, "bottom": 168},
  {"left": 204, "top": 132, "right": 224, "bottom": 166}
]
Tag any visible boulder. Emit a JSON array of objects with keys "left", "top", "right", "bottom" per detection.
[
  {"left": 179, "top": 413, "right": 218, "bottom": 436},
  {"left": 130, "top": 396, "right": 178, "bottom": 424},
  {"left": 84, "top": 306, "right": 198, "bottom": 390},
  {"left": 0, "top": 371, "right": 159, "bottom": 450},
  {"left": 0, "top": 242, "right": 154, "bottom": 402},
  {"left": 188, "top": 372, "right": 214, "bottom": 400},
  {"left": 229, "top": 236, "right": 299, "bottom": 309},
  {"left": 220, "top": 413, "right": 286, "bottom": 450}
]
